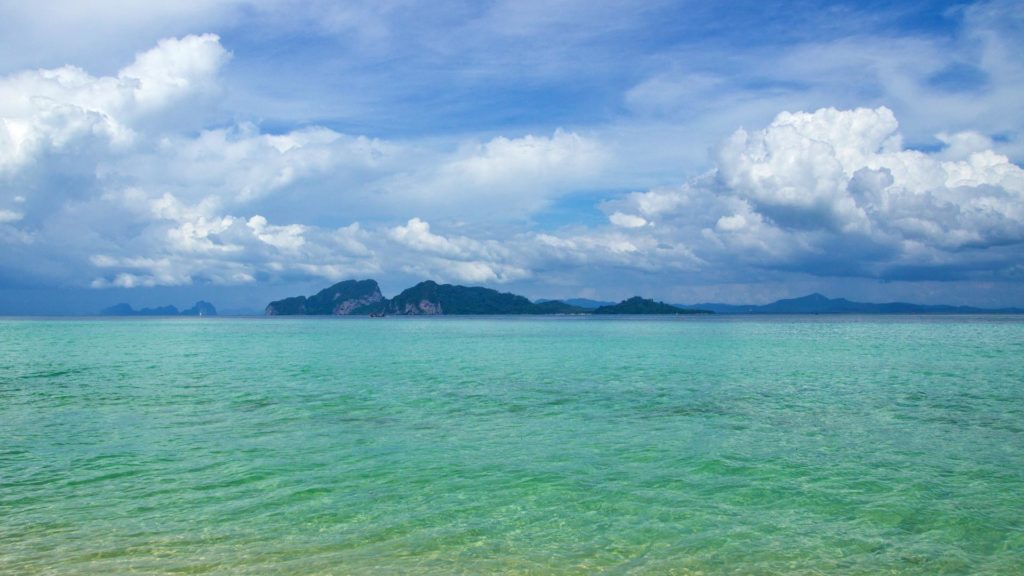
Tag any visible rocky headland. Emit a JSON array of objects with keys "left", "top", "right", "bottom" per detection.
[{"left": 265, "top": 279, "right": 385, "bottom": 315}]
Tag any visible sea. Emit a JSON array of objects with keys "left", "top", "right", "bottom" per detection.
[{"left": 1, "top": 315, "right": 1022, "bottom": 574}]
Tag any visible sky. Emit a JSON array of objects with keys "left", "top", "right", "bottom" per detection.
[{"left": 1, "top": 0, "right": 1023, "bottom": 314}]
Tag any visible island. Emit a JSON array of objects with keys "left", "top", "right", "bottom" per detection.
[
  {"left": 101, "top": 301, "right": 217, "bottom": 316},
  {"left": 593, "top": 296, "right": 710, "bottom": 315},
  {"left": 265, "top": 279, "right": 386, "bottom": 315},
  {"left": 683, "top": 293, "right": 1024, "bottom": 314},
  {"left": 266, "top": 279, "right": 715, "bottom": 316},
  {"left": 387, "top": 280, "right": 587, "bottom": 315}
]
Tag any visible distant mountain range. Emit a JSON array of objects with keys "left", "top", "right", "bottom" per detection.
[
  {"left": 266, "top": 280, "right": 707, "bottom": 316},
  {"left": 101, "top": 301, "right": 217, "bottom": 316},
  {"left": 679, "top": 293, "right": 1024, "bottom": 315}
]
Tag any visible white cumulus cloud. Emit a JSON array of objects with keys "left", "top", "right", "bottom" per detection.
[
  {"left": 598, "top": 106, "right": 1024, "bottom": 282},
  {"left": 0, "top": 33, "right": 228, "bottom": 174},
  {"left": 609, "top": 212, "right": 647, "bottom": 228}
]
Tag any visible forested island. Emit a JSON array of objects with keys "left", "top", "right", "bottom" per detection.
[{"left": 265, "top": 280, "right": 710, "bottom": 316}]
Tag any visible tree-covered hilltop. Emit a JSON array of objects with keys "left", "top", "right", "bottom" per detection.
[
  {"left": 265, "top": 279, "right": 385, "bottom": 315},
  {"left": 265, "top": 279, "right": 733, "bottom": 316},
  {"left": 530, "top": 300, "right": 590, "bottom": 314},
  {"left": 265, "top": 279, "right": 588, "bottom": 315},
  {"left": 593, "top": 296, "right": 711, "bottom": 315},
  {"left": 387, "top": 280, "right": 587, "bottom": 315}
]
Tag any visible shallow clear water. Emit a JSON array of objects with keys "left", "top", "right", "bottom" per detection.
[{"left": 1, "top": 316, "right": 1023, "bottom": 574}]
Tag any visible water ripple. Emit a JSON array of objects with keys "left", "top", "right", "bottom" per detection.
[{"left": 1, "top": 317, "right": 1022, "bottom": 574}]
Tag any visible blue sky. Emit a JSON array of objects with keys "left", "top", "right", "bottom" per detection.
[{"left": 1, "top": 0, "right": 1022, "bottom": 313}]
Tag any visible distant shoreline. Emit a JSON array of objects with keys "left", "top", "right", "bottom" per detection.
[{"left": 6, "top": 313, "right": 1024, "bottom": 321}]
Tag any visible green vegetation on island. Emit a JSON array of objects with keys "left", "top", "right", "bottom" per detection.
[
  {"left": 265, "top": 279, "right": 385, "bottom": 315},
  {"left": 264, "top": 280, "right": 716, "bottom": 316},
  {"left": 266, "top": 279, "right": 589, "bottom": 316},
  {"left": 388, "top": 281, "right": 586, "bottom": 315},
  {"left": 593, "top": 296, "right": 711, "bottom": 315}
]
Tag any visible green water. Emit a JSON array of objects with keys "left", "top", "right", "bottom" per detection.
[{"left": 1, "top": 316, "right": 1023, "bottom": 574}]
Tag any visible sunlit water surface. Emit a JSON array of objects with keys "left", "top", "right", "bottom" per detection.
[{"left": 2, "top": 316, "right": 1022, "bottom": 574}]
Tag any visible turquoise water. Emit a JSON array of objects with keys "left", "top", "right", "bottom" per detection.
[{"left": 1, "top": 316, "right": 1023, "bottom": 574}]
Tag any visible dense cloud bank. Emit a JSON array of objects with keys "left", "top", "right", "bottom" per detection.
[
  {"left": 0, "top": 28, "right": 1022, "bottom": 306},
  {"left": 603, "top": 107, "right": 1024, "bottom": 284}
]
